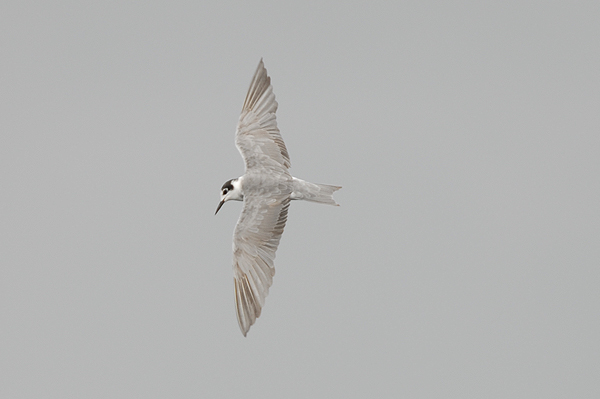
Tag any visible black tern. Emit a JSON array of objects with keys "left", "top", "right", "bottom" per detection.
[{"left": 215, "top": 59, "right": 341, "bottom": 336}]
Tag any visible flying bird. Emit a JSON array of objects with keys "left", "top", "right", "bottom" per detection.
[{"left": 215, "top": 59, "right": 341, "bottom": 336}]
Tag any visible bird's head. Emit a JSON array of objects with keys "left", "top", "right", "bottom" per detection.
[{"left": 215, "top": 178, "right": 243, "bottom": 214}]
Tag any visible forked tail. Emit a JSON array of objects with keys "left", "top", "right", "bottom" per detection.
[{"left": 291, "top": 177, "right": 341, "bottom": 205}]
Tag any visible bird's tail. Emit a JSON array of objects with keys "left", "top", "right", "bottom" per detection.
[{"left": 291, "top": 178, "right": 341, "bottom": 205}]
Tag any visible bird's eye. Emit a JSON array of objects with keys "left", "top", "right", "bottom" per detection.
[{"left": 223, "top": 189, "right": 228, "bottom": 194}]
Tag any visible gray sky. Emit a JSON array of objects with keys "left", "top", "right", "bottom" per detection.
[{"left": 1, "top": 1, "right": 599, "bottom": 398}]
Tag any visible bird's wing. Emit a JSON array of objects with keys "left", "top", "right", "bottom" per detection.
[
  {"left": 232, "top": 193, "right": 291, "bottom": 336},
  {"left": 235, "top": 59, "right": 291, "bottom": 173}
]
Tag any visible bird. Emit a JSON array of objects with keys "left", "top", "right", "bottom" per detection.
[{"left": 215, "top": 59, "right": 341, "bottom": 336}]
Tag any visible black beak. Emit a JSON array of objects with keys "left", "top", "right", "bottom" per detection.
[{"left": 215, "top": 200, "right": 225, "bottom": 215}]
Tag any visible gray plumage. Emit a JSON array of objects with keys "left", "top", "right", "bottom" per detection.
[{"left": 216, "top": 59, "right": 341, "bottom": 336}]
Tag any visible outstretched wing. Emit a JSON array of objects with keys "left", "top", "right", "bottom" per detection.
[
  {"left": 232, "top": 194, "right": 291, "bottom": 336},
  {"left": 235, "top": 59, "right": 291, "bottom": 173}
]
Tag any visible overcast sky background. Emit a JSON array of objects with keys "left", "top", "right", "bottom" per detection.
[{"left": 1, "top": 1, "right": 599, "bottom": 398}]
